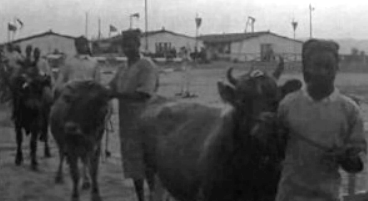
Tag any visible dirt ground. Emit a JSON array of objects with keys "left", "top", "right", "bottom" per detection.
[{"left": 1, "top": 61, "right": 368, "bottom": 201}]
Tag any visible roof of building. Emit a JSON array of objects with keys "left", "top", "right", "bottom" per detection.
[
  {"left": 94, "top": 28, "right": 196, "bottom": 43},
  {"left": 142, "top": 28, "right": 195, "bottom": 39},
  {"left": 199, "top": 31, "right": 304, "bottom": 44},
  {"left": 6, "top": 30, "right": 77, "bottom": 44}
]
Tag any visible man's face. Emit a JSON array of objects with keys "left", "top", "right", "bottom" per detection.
[
  {"left": 26, "top": 47, "right": 32, "bottom": 57},
  {"left": 34, "top": 50, "right": 40, "bottom": 59},
  {"left": 7, "top": 45, "right": 13, "bottom": 52},
  {"left": 122, "top": 39, "right": 140, "bottom": 59},
  {"left": 303, "top": 51, "right": 337, "bottom": 88}
]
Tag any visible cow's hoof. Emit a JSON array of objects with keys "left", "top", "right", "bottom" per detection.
[
  {"left": 82, "top": 181, "right": 91, "bottom": 190},
  {"left": 55, "top": 175, "right": 64, "bottom": 184},
  {"left": 31, "top": 164, "right": 39, "bottom": 171},
  {"left": 15, "top": 157, "right": 23, "bottom": 166},
  {"left": 91, "top": 193, "right": 102, "bottom": 201},
  {"left": 71, "top": 196, "right": 80, "bottom": 201}
]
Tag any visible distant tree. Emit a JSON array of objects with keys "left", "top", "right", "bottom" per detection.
[
  {"left": 349, "top": 47, "right": 360, "bottom": 62},
  {"left": 351, "top": 47, "right": 359, "bottom": 56}
]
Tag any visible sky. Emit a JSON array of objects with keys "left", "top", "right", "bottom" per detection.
[{"left": 1, "top": 0, "right": 368, "bottom": 43}]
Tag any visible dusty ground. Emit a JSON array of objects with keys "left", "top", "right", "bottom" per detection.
[{"left": 1, "top": 61, "right": 368, "bottom": 201}]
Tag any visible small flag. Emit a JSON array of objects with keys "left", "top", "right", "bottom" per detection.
[
  {"left": 195, "top": 17, "right": 202, "bottom": 28},
  {"left": 292, "top": 21, "right": 298, "bottom": 31},
  {"left": 16, "top": 18, "right": 24, "bottom": 29},
  {"left": 131, "top": 13, "right": 140, "bottom": 18},
  {"left": 109, "top": 25, "right": 118, "bottom": 32},
  {"left": 8, "top": 23, "right": 17, "bottom": 32}
]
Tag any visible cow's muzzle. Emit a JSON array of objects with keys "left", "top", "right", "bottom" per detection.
[
  {"left": 250, "top": 112, "right": 276, "bottom": 137},
  {"left": 64, "top": 122, "right": 83, "bottom": 135}
]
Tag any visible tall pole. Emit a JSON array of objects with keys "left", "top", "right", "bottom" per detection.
[
  {"left": 292, "top": 20, "right": 298, "bottom": 61},
  {"left": 145, "top": 0, "right": 149, "bottom": 52},
  {"left": 195, "top": 14, "right": 199, "bottom": 54},
  {"left": 7, "top": 25, "right": 10, "bottom": 43},
  {"left": 98, "top": 17, "right": 101, "bottom": 40},
  {"left": 129, "top": 15, "right": 132, "bottom": 29},
  {"left": 12, "top": 18, "right": 16, "bottom": 41},
  {"left": 309, "top": 4, "right": 314, "bottom": 38},
  {"left": 85, "top": 12, "right": 89, "bottom": 39}
]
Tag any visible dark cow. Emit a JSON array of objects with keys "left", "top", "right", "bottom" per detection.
[
  {"left": 136, "top": 63, "right": 302, "bottom": 201},
  {"left": 11, "top": 73, "right": 52, "bottom": 170},
  {"left": 50, "top": 80, "right": 112, "bottom": 201}
]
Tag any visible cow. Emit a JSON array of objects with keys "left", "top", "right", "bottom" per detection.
[
  {"left": 135, "top": 63, "right": 302, "bottom": 201},
  {"left": 50, "top": 80, "right": 112, "bottom": 201},
  {"left": 11, "top": 73, "right": 52, "bottom": 170}
]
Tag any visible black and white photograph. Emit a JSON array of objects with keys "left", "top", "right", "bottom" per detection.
[{"left": 1, "top": 0, "right": 368, "bottom": 201}]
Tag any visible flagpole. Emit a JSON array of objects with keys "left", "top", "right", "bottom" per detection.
[
  {"left": 145, "top": 0, "right": 149, "bottom": 52},
  {"left": 309, "top": 4, "right": 314, "bottom": 38},
  {"left": 195, "top": 14, "right": 199, "bottom": 58},
  {"left": 98, "top": 17, "right": 101, "bottom": 40},
  {"left": 12, "top": 17, "right": 16, "bottom": 41},
  {"left": 85, "top": 12, "right": 89, "bottom": 39},
  {"left": 129, "top": 15, "right": 132, "bottom": 29},
  {"left": 7, "top": 24, "right": 10, "bottom": 43}
]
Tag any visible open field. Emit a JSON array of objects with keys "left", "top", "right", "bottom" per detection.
[{"left": 1, "top": 61, "right": 368, "bottom": 200}]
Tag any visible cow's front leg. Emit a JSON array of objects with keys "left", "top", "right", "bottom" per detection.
[
  {"left": 90, "top": 146, "right": 102, "bottom": 201},
  {"left": 81, "top": 156, "right": 91, "bottom": 190},
  {"left": 69, "top": 156, "right": 80, "bottom": 201},
  {"left": 44, "top": 139, "right": 51, "bottom": 158},
  {"left": 55, "top": 148, "right": 65, "bottom": 184},
  {"left": 15, "top": 125, "right": 23, "bottom": 166},
  {"left": 134, "top": 179, "right": 145, "bottom": 201},
  {"left": 30, "top": 131, "right": 38, "bottom": 171},
  {"left": 145, "top": 167, "right": 155, "bottom": 201},
  {"left": 43, "top": 118, "right": 51, "bottom": 158}
]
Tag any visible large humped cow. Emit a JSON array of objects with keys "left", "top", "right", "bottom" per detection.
[
  {"left": 137, "top": 61, "right": 302, "bottom": 201},
  {"left": 50, "top": 80, "right": 112, "bottom": 201},
  {"left": 9, "top": 69, "right": 52, "bottom": 170},
  {"left": 0, "top": 54, "right": 52, "bottom": 170}
]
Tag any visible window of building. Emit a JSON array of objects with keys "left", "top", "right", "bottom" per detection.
[
  {"left": 260, "top": 43, "right": 274, "bottom": 61},
  {"left": 155, "top": 42, "right": 172, "bottom": 55}
]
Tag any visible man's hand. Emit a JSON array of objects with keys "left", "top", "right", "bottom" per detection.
[{"left": 336, "top": 147, "right": 364, "bottom": 173}]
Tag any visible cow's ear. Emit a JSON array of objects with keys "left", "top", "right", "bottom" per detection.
[
  {"left": 279, "top": 79, "right": 302, "bottom": 99},
  {"left": 218, "top": 81, "right": 235, "bottom": 104}
]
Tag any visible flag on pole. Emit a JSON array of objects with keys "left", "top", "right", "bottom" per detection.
[
  {"left": 131, "top": 13, "right": 140, "bottom": 18},
  {"left": 292, "top": 21, "right": 298, "bottom": 31},
  {"left": 195, "top": 17, "right": 202, "bottom": 28},
  {"left": 109, "top": 25, "right": 118, "bottom": 32},
  {"left": 16, "top": 18, "right": 24, "bottom": 29},
  {"left": 8, "top": 23, "right": 17, "bottom": 32}
]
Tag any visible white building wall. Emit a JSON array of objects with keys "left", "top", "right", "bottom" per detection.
[
  {"left": 14, "top": 35, "right": 76, "bottom": 57},
  {"left": 140, "top": 32, "right": 203, "bottom": 54},
  {"left": 231, "top": 34, "right": 303, "bottom": 62}
]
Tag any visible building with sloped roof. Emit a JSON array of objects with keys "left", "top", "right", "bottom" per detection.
[
  {"left": 92, "top": 28, "right": 203, "bottom": 57},
  {"left": 140, "top": 28, "right": 203, "bottom": 56},
  {"left": 199, "top": 31, "right": 303, "bottom": 62},
  {"left": 4, "top": 30, "right": 78, "bottom": 57}
]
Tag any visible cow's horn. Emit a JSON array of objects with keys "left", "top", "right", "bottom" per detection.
[
  {"left": 272, "top": 56, "right": 284, "bottom": 80},
  {"left": 227, "top": 67, "right": 237, "bottom": 86}
]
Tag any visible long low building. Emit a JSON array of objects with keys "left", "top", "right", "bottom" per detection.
[
  {"left": 92, "top": 28, "right": 204, "bottom": 56},
  {"left": 2, "top": 30, "right": 78, "bottom": 57},
  {"left": 199, "top": 31, "right": 303, "bottom": 62}
]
